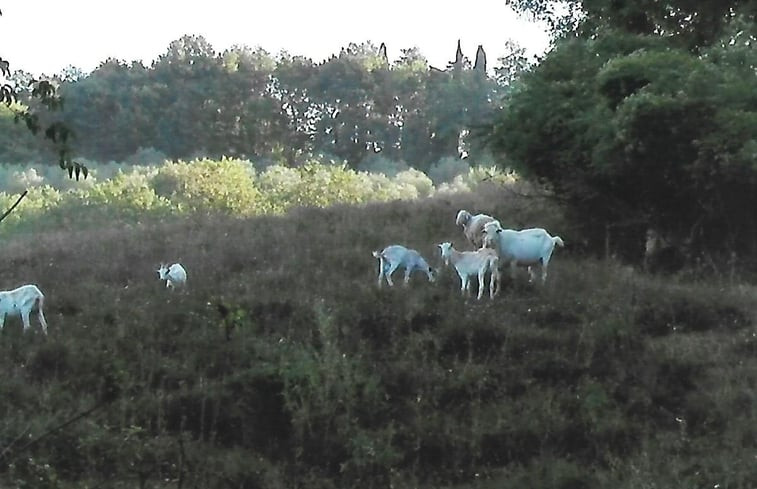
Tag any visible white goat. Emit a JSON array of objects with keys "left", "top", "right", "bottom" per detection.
[
  {"left": 372, "top": 245, "right": 435, "bottom": 288},
  {"left": 438, "top": 242, "right": 500, "bottom": 300},
  {"left": 0, "top": 284, "right": 48, "bottom": 334},
  {"left": 157, "top": 263, "right": 187, "bottom": 289},
  {"left": 483, "top": 220, "right": 564, "bottom": 284},
  {"left": 456, "top": 210, "right": 496, "bottom": 248}
]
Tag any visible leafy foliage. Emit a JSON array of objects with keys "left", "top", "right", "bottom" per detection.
[
  {"left": 507, "top": 0, "right": 757, "bottom": 49},
  {"left": 0, "top": 158, "right": 519, "bottom": 238},
  {"left": 152, "top": 158, "right": 264, "bottom": 215},
  {"left": 488, "top": 11, "right": 757, "bottom": 259}
]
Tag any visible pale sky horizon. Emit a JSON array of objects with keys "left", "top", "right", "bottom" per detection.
[{"left": 0, "top": 1, "right": 552, "bottom": 76}]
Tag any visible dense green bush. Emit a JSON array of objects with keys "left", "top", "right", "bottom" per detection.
[
  {"left": 0, "top": 157, "right": 518, "bottom": 238},
  {"left": 151, "top": 158, "right": 264, "bottom": 215}
]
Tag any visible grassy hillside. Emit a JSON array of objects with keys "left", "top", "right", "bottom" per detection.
[{"left": 0, "top": 185, "right": 755, "bottom": 488}]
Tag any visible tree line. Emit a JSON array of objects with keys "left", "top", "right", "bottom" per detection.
[{"left": 3, "top": 36, "right": 530, "bottom": 174}]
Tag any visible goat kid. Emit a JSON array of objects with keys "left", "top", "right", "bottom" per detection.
[
  {"left": 157, "top": 263, "right": 187, "bottom": 289},
  {"left": 438, "top": 242, "right": 499, "bottom": 300},
  {"left": 372, "top": 245, "right": 435, "bottom": 287},
  {"left": 0, "top": 284, "right": 48, "bottom": 334}
]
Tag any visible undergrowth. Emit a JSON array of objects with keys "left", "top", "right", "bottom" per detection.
[{"left": 0, "top": 188, "right": 755, "bottom": 488}]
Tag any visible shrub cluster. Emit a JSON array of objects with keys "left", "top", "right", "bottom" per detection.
[{"left": 0, "top": 157, "right": 519, "bottom": 238}]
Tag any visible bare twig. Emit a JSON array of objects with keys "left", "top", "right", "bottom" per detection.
[
  {"left": 0, "top": 189, "right": 28, "bottom": 225},
  {"left": 0, "top": 424, "right": 31, "bottom": 460},
  {"left": 0, "top": 400, "right": 107, "bottom": 462}
]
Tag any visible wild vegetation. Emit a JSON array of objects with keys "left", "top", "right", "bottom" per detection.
[
  {"left": 0, "top": 183, "right": 755, "bottom": 488},
  {"left": 2, "top": 0, "right": 757, "bottom": 486},
  {"left": 0, "top": 157, "right": 516, "bottom": 239},
  {"left": 491, "top": 0, "right": 757, "bottom": 259},
  {"left": 1, "top": 37, "right": 520, "bottom": 175}
]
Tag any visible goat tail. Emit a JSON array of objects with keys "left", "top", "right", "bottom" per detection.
[
  {"left": 553, "top": 236, "right": 565, "bottom": 247},
  {"left": 372, "top": 250, "right": 382, "bottom": 259}
]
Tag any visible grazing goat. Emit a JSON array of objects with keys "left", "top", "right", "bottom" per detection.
[
  {"left": 0, "top": 284, "right": 48, "bottom": 334},
  {"left": 372, "top": 245, "right": 435, "bottom": 288},
  {"left": 438, "top": 242, "right": 500, "bottom": 300},
  {"left": 456, "top": 210, "right": 496, "bottom": 248},
  {"left": 157, "top": 263, "right": 187, "bottom": 289},
  {"left": 483, "top": 220, "right": 564, "bottom": 284}
]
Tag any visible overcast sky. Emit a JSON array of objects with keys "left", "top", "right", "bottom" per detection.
[{"left": 0, "top": 0, "right": 551, "bottom": 76}]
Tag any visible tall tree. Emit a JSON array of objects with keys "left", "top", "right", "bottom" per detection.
[
  {"left": 150, "top": 34, "right": 223, "bottom": 159},
  {"left": 211, "top": 45, "right": 284, "bottom": 158},
  {"left": 271, "top": 52, "right": 320, "bottom": 162},
  {"left": 492, "top": 39, "right": 531, "bottom": 88},
  {"left": 490, "top": 0, "right": 757, "bottom": 256},
  {"left": 60, "top": 59, "right": 153, "bottom": 161},
  {"left": 505, "top": 0, "right": 757, "bottom": 49},
  {"left": 308, "top": 42, "right": 389, "bottom": 165}
]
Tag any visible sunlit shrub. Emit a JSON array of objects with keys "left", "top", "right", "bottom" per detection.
[
  {"left": 356, "top": 171, "right": 418, "bottom": 201},
  {"left": 436, "top": 174, "right": 472, "bottom": 194},
  {"left": 294, "top": 162, "right": 369, "bottom": 207},
  {"left": 83, "top": 171, "right": 173, "bottom": 218},
  {"left": 151, "top": 158, "right": 264, "bottom": 215},
  {"left": 257, "top": 164, "right": 303, "bottom": 213},
  {"left": 0, "top": 157, "right": 500, "bottom": 239},
  {"left": 259, "top": 162, "right": 416, "bottom": 212},
  {"left": 394, "top": 168, "right": 434, "bottom": 198},
  {"left": 0, "top": 186, "right": 65, "bottom": 236}
]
